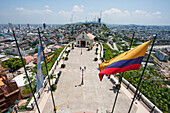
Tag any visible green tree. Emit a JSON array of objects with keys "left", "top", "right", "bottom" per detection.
[
  {"left": 34, "top": 48, "right": 38, "bottom": 53},
  {"left": 1, "top": 58, "right": 26, "bottom": 72},
  {"left": 5, "top": 50, "right": 12, "bottom": 55}
]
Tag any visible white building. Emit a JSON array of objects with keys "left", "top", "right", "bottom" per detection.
[
  {"left": 12, "top": 73, "right": 33, "bottom": 98},
  {"left": 76, "top": 32, "right": 95, "bottom": 47},
  {"left": 155, "top": 50, "right": 169, "bottom": 62}
]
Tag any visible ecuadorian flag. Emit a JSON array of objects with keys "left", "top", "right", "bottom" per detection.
[{"left": 99, "top": 40, "right": 151, "bottom": 81}]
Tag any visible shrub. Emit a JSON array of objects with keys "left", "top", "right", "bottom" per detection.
[
  {"left": 72, "top": 43, "right": 74, "bottom": 49},
  {"left": 102, "top": 43, "right": 114, "bottom": 61},
  {"left": 94, "top": 57, "right": 98, "bottom": 61},
  {"left": 61, "top": 64, "right": 66, "bottom": 68},
  {"left": 100, "top": 57, "right": 104, "bottom": 62},
  {"left": 96, "top": 48, "right": 98, "bottom": 53},
  {"left": 51, "top": 84, "right": 57, "bottom": 91},
  {"left": 49, "top": 74, "right": 55, "bottom": 79},
  {"left": 22, "top": 88, "right": 31, "bottom": 94},
  {"left": 65, "top": 57, "right": 68, "bottom": 60},
  {"left": 47, "top": 52, "right": 54, "bottom": 57},
  {"left": 65, "top": 51, "right": 68, "bottom": 54}
]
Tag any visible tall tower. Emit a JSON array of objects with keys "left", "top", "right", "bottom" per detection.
[
  {"left": 43, "top": 23, "right": 46, "bottom": 29},
  {"left": 27, "top": 24, "right": 30, "bottom": 29},
  {"left": 8, "top": 23, "right": 12, "bottom": 29},
  {"left": 8, "top": 23, "right": 13, "bottom": 32},
  {"left": 98, "top": 11, "right": 102, "bottom": 24},
  {"left": 70, "top": 14, "right": 73, "bottom": 24},
  {"left": 85, "top": 17, "right": 87, "bottom": 23}
]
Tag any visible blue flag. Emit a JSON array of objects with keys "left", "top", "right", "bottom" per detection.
[{"left": 36, "top": 40, "right": 44, "bottom": 92}]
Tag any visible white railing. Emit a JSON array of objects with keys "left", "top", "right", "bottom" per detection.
[
  {"left": 99, "top": 42, "right": 103, "bottom": 58},
  {"left": 110, "top": 77, "right": 162, "bottom": 113}
]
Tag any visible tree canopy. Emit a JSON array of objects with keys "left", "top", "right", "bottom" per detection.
[{"left": 1, "top": 57, "right": 26, "bottom": 72}]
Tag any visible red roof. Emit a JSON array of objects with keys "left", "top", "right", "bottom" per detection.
[
  {"left": 52, "top": 45, "right": 62, "bottom": 49},
  {"left": 23, "top": 55, "right": 34, "bottom": 64}
]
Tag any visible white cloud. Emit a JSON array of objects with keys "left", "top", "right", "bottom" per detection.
[
  {"left": 80, "top": 5, "right": 84, "bottom": 8},
  {"left": 16, "top": 7, "right": 24, "bottom": 11},
  {"left": 145, "top": 13, "right": 152, "bottom": 18},
  {"left": 58, "top": 10, "right": 71, "bottom": 16},
  {"left": 73, "top": 5, "right": 84, "bottom": 12},
  {"left": 46, "top": 9, "right": 52, "bottom": 13},
  {"left": 103, "top": 8, "right": 131, "bottom": 17},
  {"left": 103, "top": 8, "right": 121, "bottom": 15},
  {"left": 133, "top": 10, "right": 155, "bottom": 18},
  {"left": 133, "top": 10, "right": 147, "bottom": 15},
  {"left": 16, "top": 7, "right": 53, "bottom": 14},
  {"left": 153, "top": 11, "right": 161, "bottom": 15},
  {"left": 124, "top": 10, "right": 130, "bottom": 16},
  {"left": 132, "top": 10, "right": 162, "bottom": 18},
  {"left": 158, "top": 16, "right": 161, "bottom": 18},
  {"left": 44, "top": 5, "right": 49, "bottom": 8}
]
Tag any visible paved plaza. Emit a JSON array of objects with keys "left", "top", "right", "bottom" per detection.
[
  {"left": 41, "top": 46, "right": 139, "bottom": 113},
  {"left": 24, "top": 45, "right": 149, "bottom": 113}
]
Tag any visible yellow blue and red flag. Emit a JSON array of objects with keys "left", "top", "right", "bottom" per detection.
[{"left": 99, "top": 40, "right": 151, "bottom": 81}]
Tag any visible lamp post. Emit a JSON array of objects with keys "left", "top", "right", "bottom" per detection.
[
  {"left": 80, "top": 66, "right": 86, "bottom": 86},
  {"left": 81, "top": 45, "right": 82, "bottom": 55}
]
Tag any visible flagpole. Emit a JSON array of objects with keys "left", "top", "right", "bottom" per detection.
[
  {"left": 128, "top": 34, "right": 157, "bottom": 113},
  {"left": 111, "top": 73, "right": 122, "bottom": 113},
  {"left": 12, "top": 30, "right": 41, "bottom": 113},
  {"left": 129, "top": 32, "right": 135, "bottom": 50},
  {"left": 111, "top": 32, "right": 135, "bottom": 113},
  {"left": 37, "top": 28, "right": 56, "bottom": 112}
]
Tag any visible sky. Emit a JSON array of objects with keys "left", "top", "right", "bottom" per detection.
[{"left": 0, "top": 0, "right": 170, "bottom": 25}]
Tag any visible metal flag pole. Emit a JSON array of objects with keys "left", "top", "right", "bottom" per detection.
[
  {"left": 37, "top": 28, "right": 56, "bottom": 112},
  {"left": 129, "top": 32, "right": 135, "bottom": 50},
  {"left": 111, "top": 32, "right": 135, "bottom": 113},
  {"left": 12, "top": 30, "right": 41, "bottom": 113},
  {"left": 128, "top": 34, "right": 157, "bottom": 113},
  {"left": 111, "top": 73, "right": 123, "bottom": 113}
]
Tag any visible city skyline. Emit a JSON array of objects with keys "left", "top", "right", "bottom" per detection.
[{"left": 0, "top": 0, "right": 170, "bottom": 25}]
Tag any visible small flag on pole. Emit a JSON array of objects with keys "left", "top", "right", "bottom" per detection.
[
  {"left": 36, "top": 40, "right": 44, "bottom": 92},
  {"left": 99, "top": 40, "right": 151, "bottom": 81}
]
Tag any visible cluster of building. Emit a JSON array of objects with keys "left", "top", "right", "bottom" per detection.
[
  {"left": 0, "top": 22, "right": 169, "bottom": 112},
  {"left": 154, "top": 48, "right": 170, "bottom": 62},
  {"left": 0, "top": 74, "right": 21, "bottom": 113},
  {"left": 108, "top": 25, "right": 170, "bottom": 45},
  {"left": 0, "top": 23, "right": 103, "bottom": 112}
]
